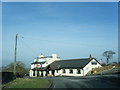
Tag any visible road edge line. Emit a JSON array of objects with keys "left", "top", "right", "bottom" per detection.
[{"left": 48, "top": 79, "right": 54, "bottom": 89}]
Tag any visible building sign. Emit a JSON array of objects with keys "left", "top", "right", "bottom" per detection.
[{"left": 36, "top": 64, "right": 41, "bottom": 67}]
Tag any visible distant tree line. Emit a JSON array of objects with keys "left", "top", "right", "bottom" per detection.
[{"left": 2, "top": 61, "right": 29, "bottom": 77}]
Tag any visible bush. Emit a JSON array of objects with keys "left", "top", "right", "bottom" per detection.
[{"left": 2, "top": 61, "right": 27, "bottom": 77}]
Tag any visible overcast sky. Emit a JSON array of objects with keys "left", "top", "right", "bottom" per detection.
[{"left": 2, "top": 2, "right": 118, "bottom": 68}]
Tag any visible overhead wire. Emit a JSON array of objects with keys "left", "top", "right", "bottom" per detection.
[
  {"left": 20, "top": 36, "right": 60, "bottom": 43},
  {"left": 18, "top": 36, "right": 39, "bottom": 55},
  {"left": 18, "top": 35, "right": 104, "bottom": 62}
]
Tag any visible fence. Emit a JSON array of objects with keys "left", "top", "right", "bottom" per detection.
[{"left": 2, "top": 72, "right": 15, "bottom": 84}]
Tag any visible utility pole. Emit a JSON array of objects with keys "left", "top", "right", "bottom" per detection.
[
  {"left": 100, "top": 59, "right": 103, "bottom": 75},
  {"left": 13, "top": 34, "right": 18, "bottom": 76}
]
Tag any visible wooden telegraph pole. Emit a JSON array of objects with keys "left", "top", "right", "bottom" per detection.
[{"left": 13, "top": 34, "right": 18, "bottom": 76}]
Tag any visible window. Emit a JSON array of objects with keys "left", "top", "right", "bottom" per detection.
[
  {"left": 77, "top": 69, "right": 81, "bottom": 74},
  {"left": 56, "top": 70, "right": 59, "bottom": 73},
  {"left": 69, "top": 69, "right": 73, "bottom": 74},
  {"left": 91, "top": 61, "right": 97, "bottom": 65},
  {"left": 37, "top": 70, "right": 39, "bottom": 76},
  {"left": 62, "top": 69, "right": 66, "bottom": 73}
]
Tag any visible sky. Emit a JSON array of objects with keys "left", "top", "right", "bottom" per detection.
[
  {"left": 2, "top": 0, "right": 120, "bottom": 2},
  {"left": 2, "top": 2, "right": 118, "bottom": 68}
]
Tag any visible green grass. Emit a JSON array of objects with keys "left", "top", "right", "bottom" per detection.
[{"left": 3, "top": 78, "right": 51, "bottom": 88}]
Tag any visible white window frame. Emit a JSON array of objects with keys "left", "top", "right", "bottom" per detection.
[{"left": 91, "top": 61, "right": 97, "bottom": 65}]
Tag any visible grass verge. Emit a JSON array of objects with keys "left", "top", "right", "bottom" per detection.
[{"left": 3, "top": 78, "right": 51, "bottom": 88}]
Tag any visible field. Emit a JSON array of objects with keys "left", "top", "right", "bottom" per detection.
[
  {"left": 2, "top": 78, "right": 51, "bottom": 88},
  {"left": 91, "top": 63, "right": 120, "bottom": 74}
]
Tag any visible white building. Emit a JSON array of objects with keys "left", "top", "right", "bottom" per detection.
[{"left": 29, "top": 54, "right": 102, "bottom": 77}]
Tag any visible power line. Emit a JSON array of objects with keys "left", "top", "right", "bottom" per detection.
[
  {"left": 18, "top": 35, "right": 105, "bottom": 59},
  {"left": 18, "top": 37, "right": 39, "bottom": 55},
  {"left": 20, "top": 36, "right": 55, "bottom": 42}
]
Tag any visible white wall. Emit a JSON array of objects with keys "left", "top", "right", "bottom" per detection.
[
  {"left": 31, "top": 54, "right": 60, "bottom": 70},
  {"left": 54, "top": 70, "right": 60, "bottom": 76},
  {"left": 39, "top": 71, "right": 41, "bottom": 76},
  {"left": 31, "top": 64, "right": 41, "bottom": 69},
  {"left": 54, "top": 69, "right": 83, "bottom": 76},
  {"left": 54, "top": 59, "right": 101, "bottom": 77},
  {"left": 31, "top": 64, "right": 34, "bottom": 69},
  {"left": 29, "top": 70, "right": 32, "bottom": 77},
  {"left": 30, "top": 56, "right": 102, "bottom": 77},
  {"left": 43, "top": 71, "right": 46, "bottom": 76},
  {"left": 29, "top": 70, "right": 37, "bottom": 77},
  {"left": 34, "top": 58, "right": 37, "bottom": 62},
  {"left": 83, "top": 59, "right": 102, "bottom": 76}
]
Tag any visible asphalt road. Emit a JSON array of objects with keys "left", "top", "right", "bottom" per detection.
[{"left": 46, "top": 74, "right": 120, "bottom": 88}]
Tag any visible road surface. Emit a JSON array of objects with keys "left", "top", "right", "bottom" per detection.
[{"left": 46, "top": 74, "right": 119, "bottom": 88}]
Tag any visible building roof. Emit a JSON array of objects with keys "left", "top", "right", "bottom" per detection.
[
  {"left": 31, "top": 57, "right": 101, "bottom": 70},
  {"left": 50, "top": 58, "right": 93, "bottom": 69},
  {"left": 34, "top": 56, "right": 60, "bottom": 59},
  {"left": 31, "top": 61, "right": 45, "bottom": 64}
]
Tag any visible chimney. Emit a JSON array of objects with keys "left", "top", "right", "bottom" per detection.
[
  {"left": 52, "top": 54, "right": 57, "bottom": 59},
  {"left": 89, "top": 54, "right": 92, "bottom": 60},
  {"left": 39, "top": 53, "right": 44, "bottom": 58}
]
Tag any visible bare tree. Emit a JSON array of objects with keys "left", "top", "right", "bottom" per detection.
[
  {"left": 3, "top": 61, "right": 27, "bottom": 77},
  {"left": 103, "top": 50, "right": 115, "bottom": 65}
]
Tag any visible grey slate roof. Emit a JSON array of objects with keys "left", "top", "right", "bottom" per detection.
[
  {"left": 50, "top": 58, "right": 92, "bottom": 69},
  {"left": 31, "top": 58, "right": 100, "bottom": 71}
]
